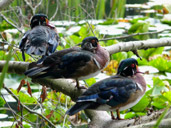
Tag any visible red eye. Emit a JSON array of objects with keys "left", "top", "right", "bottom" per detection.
[
  {"left": 41, "top": 17, "right": 44, "bottom": 20},
  {"left": 91, "top": 40, "right": 95, "bottom": 43},
  {"left": 131, "top": 64, "right": 135, "bottom": 68}
]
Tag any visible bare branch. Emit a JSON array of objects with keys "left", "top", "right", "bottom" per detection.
[
  {"left": 4, "top": 86, "right": 56, "bottom": 128},
  {"left": 0, "top": 13, "right": 23, "bottom": 33},
  {"left": 33, "top": 0, "right": 43, "bottom": 14},
  {"left": 0, "top": 0, "right": 14, "bottom": 11},
  {"left": 23, "top": 0, "right": 34, "bottom": 14},
  {"left": 50, "top": 0, "right": 59, "bottom": 21},
  {"left": 105, "top": 38, "right": 171, "bottom": 55},
  {"left": 99, "top": 29, "right": 171, "bottom": 41}
]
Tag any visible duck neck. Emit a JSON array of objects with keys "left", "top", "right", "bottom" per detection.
[
  {"left": 95, "top": 44, "right": 110, "bottom": 69},
  {"left": 132, "top": 73, "right": 146, "bottom": 93}
]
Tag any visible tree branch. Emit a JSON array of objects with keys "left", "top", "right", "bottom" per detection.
[
  {"left": 1, "top": 38, "right": 171, "bottom": 127},
  {"left": 0, "top": 13, "right": 23, "bottom": 33},
  {"left": 99, "top": 29, "right": 171, "bottom": 41},
  {"left": 3, "top": 86, "right": 56, "bottom": 128},
  {"left": 105, "top": 38, "right": 171, "bottom": 55},
  {"left": 0, "top": 0, "right": 14, "bottom": 11},
  {"left": 49, "top": 0, "right": 59, "bottom": 21}
]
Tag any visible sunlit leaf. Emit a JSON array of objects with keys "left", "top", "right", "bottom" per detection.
[
  {"left": 12, "top": 89, "right": 37, "bottom": 104},
  {"left": 124, "top": 112, "right": 136, "bottom": 119},
  {"left": 139, "top": 47, "right": 164, "bottom": 60},
  {"left": 128, "top": 22, "right": 150, "bottom": 40},
  {"left": 151, "top": 95, "right": 167, "bottom": 109},
  {"left": 111, "top": 52, "right": 127, "bottom": 63},
  {"left": 161, "top": 91, "right": 171, "bottom": 103},
  {"left": 150, "top": 57, "right": 171, "bottom": 72},
  {"left": 137, "top": 58, "right": 149, "bottom": 66},
  {"left": 0, "top": 96, "right": 5, "bottom": 107},
  {"left": 98, "top": 19, "right": 118, "bottom": 25},
  {"left": 103, "top": 60, "right": 118, "bottom": 75},
  {"left": 129, "top": 17, "right": 148, "bottom": 24},
  {"left": 85, "top": 78, "right": 96, "bottom": 87},
  {"left": 152, "top": 77, "right": 168, "bottom": 96},
  {"left": 131, "top": 93, "right": 150, "bottom": 112},
  {"left": 0, "top": 41, "right": 14, "bottom": 92}
]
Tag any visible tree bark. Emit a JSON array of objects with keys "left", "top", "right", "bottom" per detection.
[
  {"left": 0, "top": 0, "right": 14, "bottom": 11},
  {"left": 1, "top": 38, "right": 171, "bottom": 127}
]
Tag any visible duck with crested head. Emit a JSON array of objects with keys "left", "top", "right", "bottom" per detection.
[
  {"left": 24, "top": 36, "right": 110, "bottom": 89},
  {"left": 19, "top": 14, "right": 59, "bottom": 63},
  {"left": 66, "top": 58, "right": 146, "bottom": 120}
]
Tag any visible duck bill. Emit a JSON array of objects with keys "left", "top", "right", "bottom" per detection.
[
  {"left": 46, "top": 19, "right": 55, "bottom": 28},
  {"left": 136, "top": 66, "right": 145, "bottom": 74}
]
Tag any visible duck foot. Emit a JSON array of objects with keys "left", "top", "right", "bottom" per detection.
[
  {"left": 110, "top": 111, "right": 115, "bottom": 120},
  {"left": 116, "top": 109, "right": 124, "bottom": 120},
  {"left": 75, "top": 79, "right": 87, "bottom": 89}
]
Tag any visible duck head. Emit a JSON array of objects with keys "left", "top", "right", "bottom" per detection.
[
  {"left": 30, "top": 14, "right": 55, "bottom": 29},
  {"left": 81, "top": 36, "right": 99, "bottom": 53},
  {"left": 117, "top": 58, "right": 140, "bottom": 77}
]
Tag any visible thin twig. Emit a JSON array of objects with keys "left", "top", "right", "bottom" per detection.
[
  {"left": 0, "top": 13, "right": 23, "bottom": 33},
  {"left": 1, "top": 94, "right": 39, "bottom": 126},
  {"left": 33, "top": 0, "right": 43, "bottom": 14},
  {"left": 50, "top": 0, "right": 58, "bottom": 21},
  {"left": 99, "top": 29, "right": 171, "bottom": 41},
  {"left": 4, "top": 86, "right": 56, "bottom": 128},
  {"left": 23, "top": 0, "right": 33, "bottom": 14}
]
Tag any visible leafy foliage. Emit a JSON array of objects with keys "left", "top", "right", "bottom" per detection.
[
  {"left": 150, "top": 57, "right": 171, "bottom": 72},
  {"left": 128, "top": 22, "right": 150, "bottom": 40}
]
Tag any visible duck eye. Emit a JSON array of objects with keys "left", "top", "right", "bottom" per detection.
[
  {"left": 131, "top": 64, "right": 135, "bottom": 68},
  {"left": 91, "top": 39, "right": 96, "bottom": 43},
  {"left": 40, "top": 17, "right": 44, "bottom": 20},
  {"left": 91, "top": 39, "right": 97, "bottom": 47}
]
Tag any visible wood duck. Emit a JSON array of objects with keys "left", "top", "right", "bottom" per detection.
[
  {"left": 24, "top": 36, "right": 110, "bottom": 89},
  {"left": 66, "top": 58, "right": 146, "bottom": 120},
  {"left": 19, "top": 14, "right": 59, "bottom": 63}
]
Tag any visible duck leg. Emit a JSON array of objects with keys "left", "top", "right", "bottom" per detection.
[
  {"left": 75, "top": 79, "right": 87, "bottom": 89},
  {"left": 116, "top": 109, "right": 123, "bottom": 120},
  {"left": 110, "top": 111, "right": 115, "bottom": 120}
]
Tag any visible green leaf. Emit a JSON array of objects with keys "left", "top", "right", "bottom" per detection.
[
  {"left": 129, "top": 17, "right": 148, "bottom": 24},
  {"left": 124, "top": 112, "right": 136, "bottom": 119},
  {"left": 77, "top": 24, "right": 99, "bottom": 39},
  {"left": 0, "top": 41, "right": 14, "bottom": 92},
  {"left": 161, "top": 20, "right": 171, "bottom": 26},
  {"left": 98, "top": 19, "right": 118, "bottom": 25},
  {"left": 162, "top": 91, "right": 171, "bottom": 103},
  {"left": 124, "top": 112, "right": 146, "bottom": 119},
  {"left": 85, "top": 78, "right": 96, "bottom": 87},
  {"left": 12, "top": 89, "right": 37, "bottom": 104},
  {"left": 131, "top": 93, "right": 150, "bottom": 112},
  {"left": 128, "top": 22, "right": 150, "bottom": 40},
  {"left": 152, "top": 77, "right": 168, "bottom": 96},
  {"left": 150, "top": 57, "right": 171, "bottom": 72},
  {"left": 0, "top": 96, "right": 5, "bottom": 107},
  {"left": 111, "top": 52, "right": 127, "bottom": 63},
  {"left": 154, "top": 104, "right": 170, "bottom": 128},
  {"left": 138, "top": 47, "right": 164, "bottom": 60},
  {"left": 137, "top": 58, "right": 149, "bottom": 66},
  {"left": 151, "top": 95, "right": 167, "bottom": 109}
]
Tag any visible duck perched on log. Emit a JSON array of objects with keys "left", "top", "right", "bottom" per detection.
[
  {"left": 66, "top": 58, "right": 146, "bottom": 120},
  {"left": 25, "top": 36, "right": 110, "bottom": 89},
  {"left": 19, "top": 14, "right": 59, "bottom": 63}
]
